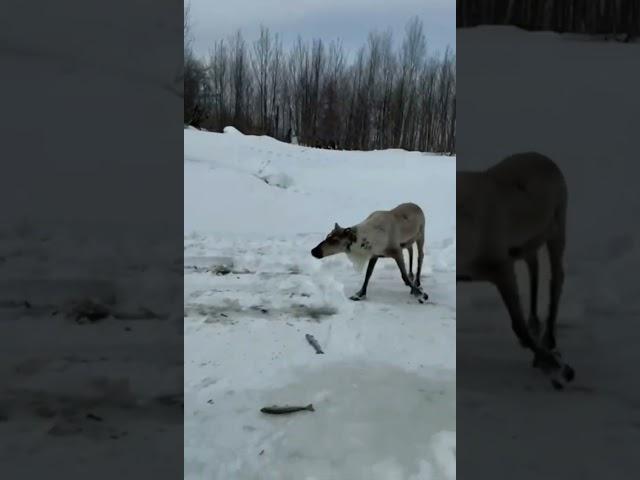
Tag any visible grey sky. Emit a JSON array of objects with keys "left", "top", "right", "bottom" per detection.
[{"left": 187, "top": 0, "right": 455, "bottom": 59}]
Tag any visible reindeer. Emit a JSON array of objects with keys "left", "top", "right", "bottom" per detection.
[
  {"left": 311, "top": 203, "right": 429, "bottom": 302},
  {"left": 457, "top": 152, "right": 575, "bottom": 389}
]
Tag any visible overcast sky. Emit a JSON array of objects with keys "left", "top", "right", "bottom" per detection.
[{"left": 187, "top": 0, "right": 455, "bottom": 59}]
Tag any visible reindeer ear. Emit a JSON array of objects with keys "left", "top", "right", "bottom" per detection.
[
  {"left": 344, "top": 227, "right": 356, "bottom": 241},
  {"left": 334, "top": 222, "right": 340, "bottom": 230}
]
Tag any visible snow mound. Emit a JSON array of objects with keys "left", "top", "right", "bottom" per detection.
[
  {"left": 223, "top": 126, "right": 243, "bottom": 135},
  {"left": 256, "top": 171, "right": 295, "bottom": 189}
]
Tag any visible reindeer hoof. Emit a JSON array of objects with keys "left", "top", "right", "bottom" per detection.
[
  {"left": 533, "top": 351, "right": 561, "bottom": 371},
  {"left": 411, "top": 287, "right": 428, "bottom": 302},
  {"left": 562, "top": 364, "right": 575, "bottom": 382},
  {"left": 551, "top": 378, "right": 564, "bottom": 390},
  {"left": 350, "top": 293, "right": 365, "bottom": 301},
  {"left": 531, "top": 356, "right": 552, "bottom": 370}
]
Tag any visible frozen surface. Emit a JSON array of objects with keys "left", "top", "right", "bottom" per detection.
[{"left": 184, "top": 128, "right": 456, "bottom": 479}]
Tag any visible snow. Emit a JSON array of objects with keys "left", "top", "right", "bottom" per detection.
[
  {"left": 184, "top": 128, "right": 456, "bottom": 479},
  {"left": 457, "top": 26, "right": 640, "bottom": 478}
]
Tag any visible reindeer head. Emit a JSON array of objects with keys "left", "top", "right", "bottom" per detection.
[{"left": 311, "top": 223, "right": 357, "bottom": 259}]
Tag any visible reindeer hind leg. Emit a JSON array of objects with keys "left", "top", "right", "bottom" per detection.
[
  {"left": 543, "top": 232, "right": 565, "bottom": 353},
  {"left": 407, "top": 244, "right": 414, "bottom": 283},
  {"left": 392, "top": 250, "right": 427, "bottom": 302},
  {"left": 493, "top": 262, "right": 573, "bottom": 387},
  {"left": 524, "top": 252, "right": 541, "bottom": 339},
  {"left": 542, "top": 201, "right": 567, "bottom": 352},
  {"left": 415, "top": 235, "right": 425, "bottom": 288}
]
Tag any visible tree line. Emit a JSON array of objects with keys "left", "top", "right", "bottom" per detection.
[
  {"left": 458, "top": 0, "right": 640, "bottom": 41},
  {"left": 184, "top": 16, "right": 456, "bottom": 154}
]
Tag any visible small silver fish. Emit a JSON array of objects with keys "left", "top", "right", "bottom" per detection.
[
  {"left": 305, "top": 334, "right": 324, "bottom": 354},
  {"left": 260, "top": 404, "right": 315, "bottom": 415}
]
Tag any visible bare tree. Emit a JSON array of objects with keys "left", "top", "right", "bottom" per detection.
[
  {"left": 269, "top": 34, "right": 283, "bottom": 137},
  {"left": 189, "top": 18, "right": 456, "bottom": 154},
  {"left": 230, "top": 31, "right": 250, "bottom": 128},
  {"left": 251, "top": 26, "right": 273, "bottom": 132},
  {"left": 208, "top": 40, "right": 229, "bottom": 128},
  {"left": 183, "top": 2, "right": 208, "bottom": 126}
]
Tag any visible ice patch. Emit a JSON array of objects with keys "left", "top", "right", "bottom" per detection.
[{"left": 208, "top": 363, "right": 454, "bottom": 480}]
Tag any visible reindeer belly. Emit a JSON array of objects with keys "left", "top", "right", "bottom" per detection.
[
  {"left": 503, "top": 188, "right": 559, "bottom": 253},
  {"left": 397, "top": 226, "right": 420, "bottom": 246}
]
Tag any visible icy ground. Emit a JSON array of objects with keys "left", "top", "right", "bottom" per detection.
[
  {"left": 457, "top": 26, "right": 640, "bottom": 479},
  {"left": 184, "top": 128, "right": 456, "bottom": 479}
]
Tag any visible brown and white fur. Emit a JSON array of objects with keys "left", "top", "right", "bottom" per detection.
[
  {"left": 457, "top": 152, "right": 575, "bottom": 388},
  {"left": 311, "top": 203, "right": 428, "bottom": 302}
]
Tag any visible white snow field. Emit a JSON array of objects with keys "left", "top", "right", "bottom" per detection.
[
  {"left": 457, "top": 27, "right": 640, "bottom": 478},
  {"left": 184, "top": 127, "right": 456, "bottom": 479}
]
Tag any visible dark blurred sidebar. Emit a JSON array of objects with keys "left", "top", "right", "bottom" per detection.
[
  {"left": 0, "top": 1, "right": 184, "bottom": 478},
  {"left": 457, "top": 2, "right": 640, "bottom": 479}
]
